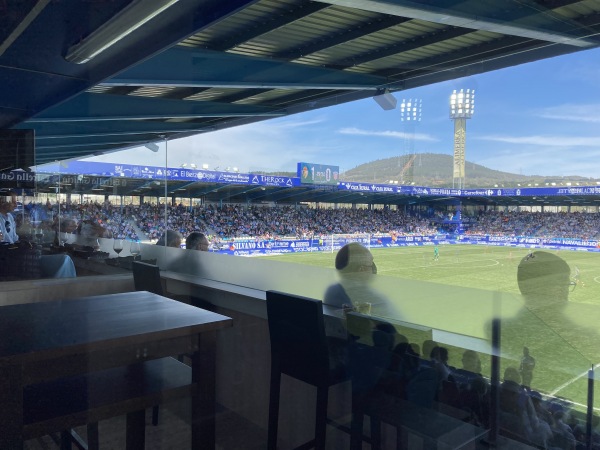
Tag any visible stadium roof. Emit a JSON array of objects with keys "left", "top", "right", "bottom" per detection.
[
  {"left": 30, "top": 170, "right": 600, "bottom": 208},
  {"left": 3, "top": 0, "right": 600, "bottom": 166}
]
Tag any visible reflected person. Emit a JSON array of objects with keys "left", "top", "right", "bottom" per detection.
[
  {"left": 323, "top": 242, "right": 385, "bottom": 311},
  {"left": 0, "top": 191, "right": 19, "bottom": 243},
  {"left": 498, "top": 251, "right": 598, "bottom": 391},
  {"left": 77, "top": 218, "right": 113, "bottom": 248},
  {"left": 52, "top": 218, "right": 78, "bottom": 246}
]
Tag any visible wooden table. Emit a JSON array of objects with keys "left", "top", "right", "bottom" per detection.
[{"left": 0, "top": 291, "right": 232, "bottom": 449}]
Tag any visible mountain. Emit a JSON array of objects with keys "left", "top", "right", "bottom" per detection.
[
  {"left": 265, "top": 153, "right": 593, "bottom": 187},
  {"left": 341, "top": 153, "right": 592, "bottom": 188}
]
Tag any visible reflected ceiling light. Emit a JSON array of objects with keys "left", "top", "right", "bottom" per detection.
[
  {"left": 65, "top": 0, "right": 180, "bottom": 64},
  {"left": 145, "top": 142, "right": 160, "bottom": 152},
  {"left": 373, "top": 88, "right": 397, "bottom": 111}
]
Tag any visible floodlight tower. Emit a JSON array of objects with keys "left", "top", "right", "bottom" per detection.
[
  {"left": 449, "top": 89, "right": 475, "bottom": 189},
  {"left": 399, "top": 98, "right": 422, "bottom": 184}
]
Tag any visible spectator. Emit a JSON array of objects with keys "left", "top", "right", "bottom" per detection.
[
  {"left": 156, "top": 229, "right": 182, "bottom": 248},
  {"left": 186, "top": 231, "right": 209, "bottom": 251}
]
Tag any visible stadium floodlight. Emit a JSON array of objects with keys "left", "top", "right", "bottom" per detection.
[
  {"left": 399, "top": 98, "right": 422, "bottom": 184},
  {"left": 449, "top": 89, "right": 476, "bottom": 189},
  {"left": 202, "top": 163, "right": 209, "bottom": 170},
  {"left": 449, "top": 89, "right": 475, "bottom": 119},
  {"left": 400, "top": 98, "right": 422, "bottom": 122}
]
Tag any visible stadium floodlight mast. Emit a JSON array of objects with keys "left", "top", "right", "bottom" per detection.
[
  {"left": 449, "top": 89, "right": 475, "bottom": 189},
  {"left": 399, "top": 98, "right": 422, "bottom": 184}
]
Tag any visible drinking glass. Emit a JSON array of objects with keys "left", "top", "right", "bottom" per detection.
[
  {"left": 35, "top": 228, "right": 44, "bottom": 244},
  {"left": 113, "top": 239, "right": 124, "bottom": 257},
  {"left": 130, "top": 241, "right": 141, "bottom": 260}
]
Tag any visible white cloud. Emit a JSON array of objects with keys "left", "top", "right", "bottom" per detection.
[
  {"left": 85, "top": 117, "right": 334, "bottom": 173},
  {"left": 338, "top": 127, "right": 438, "bottom": 141},
  {"left": 476, "top": 146, "right": 600, "bottom": 178},
  {"left": 535, "top": 103, "right": 600, "bottom": 123},
  {"left": 476, "top": 134, "right": 600, "bottom": 147}
]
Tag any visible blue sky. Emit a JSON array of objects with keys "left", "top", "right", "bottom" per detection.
[{"left": 87, "top": 46, "right": 600, "bottom": 179}]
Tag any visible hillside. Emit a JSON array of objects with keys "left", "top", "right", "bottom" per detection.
[
  {"left": 265, "top": 153, "right": 591, "bottom": 187},
  {"left": 341, "top": 153, "right": 591, "bottom": 188}
]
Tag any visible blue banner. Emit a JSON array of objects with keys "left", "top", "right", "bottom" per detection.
[
  {"left": 37, "top": 161, "right": 299, "bottom": 188},
  {"left": 214, "top": 234, "right": 600, "bottom": 256},
  {"left": 32, "top": 161, "right": 600, "bottom": 197}
]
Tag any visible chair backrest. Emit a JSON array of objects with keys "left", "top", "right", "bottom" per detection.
[
  {"left": 266, "top": 290, "right": 329, "bottom": 385},
  {"left": 132, "top": 261, "right": 163, "bottom": 295}
]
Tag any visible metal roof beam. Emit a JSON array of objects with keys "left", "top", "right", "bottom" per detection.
[
  {"left": 19, "top": 121, "right": 215, "bottom": 139},
  {"left": 205, "top": 2, "right": 331, "bottom": 51},
  {"left": 35, "top": 134, "right": 158, "bottom": 150},
  {"left": 315, "top": 0, "right": 596, "bottom": 47},
  {"left": 102, "top": 47, "right": 388, "bottom": 91},
  {"left": 28, "top": 92, "right": 283, "bottom": 122},
  {"left": 273, "top": 15, "right": 411, "bottom": 60},
  {"left": 384, "top": 37, "right": 565, "bottom": 88},
  {"left": 328, "top": 26, "right": 474, "bottom": 69}
]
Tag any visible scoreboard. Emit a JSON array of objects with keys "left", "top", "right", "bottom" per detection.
[{"left": 297, "top": 162, "right": 339, "bottom": 185}]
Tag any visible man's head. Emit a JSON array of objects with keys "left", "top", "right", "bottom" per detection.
[
  {"left": 504, "top": 366, "right": 521, "bottom": 384},
  {"left": 335, "top": 242, "right": 376, "bottom": 275},
  {"left": 0, "top": 191, "right": 17, "bottom": 213},
  {"left": 517, "top": 251, "right": 570, "bottom": 307},
  {"left": 157, "top": 229, "right": 182, "bottom": 248},
  {"left": 186, "top": 232, "right": 209, "bottom": 251},
  {"left": 53, "top": 218, "right": 78, "bottom": 233},
  {"left": 461, "top": 349, "right": 482, "bottom": 373}
]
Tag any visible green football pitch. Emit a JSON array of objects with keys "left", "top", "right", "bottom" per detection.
[
  {"left": 270, "top": 245, "right": 600, "bottom": 303},
  {"left": 269, "top": 245, "right": 600, "bottom": 410}
]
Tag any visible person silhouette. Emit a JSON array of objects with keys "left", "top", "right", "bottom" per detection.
[
  {"left": 497, "top": 251, "right": 599, "bottom": 395},
  {"left": 519, "top": 346, "right": 536, "bottom": 389},
  {"left": 323, "top": 242, "right": 382, "bottom": 310},
  {"left": 185, "top": 231, "right": 209, "bottom": 251}
]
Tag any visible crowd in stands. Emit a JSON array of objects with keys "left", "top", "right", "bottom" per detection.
[
  {"left": 359, "top": 326, "right": 595, "bottom": 449},
  {"left": 14, "top": 200, "right": 600, "bottom": 244},
  {"left": 466, "top": 210, "right": 600, "bottom": 240},
  {"left": 21, "top": 200, "right": 141, "bottom": 241}
]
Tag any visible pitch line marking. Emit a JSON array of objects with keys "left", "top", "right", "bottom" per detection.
[
  {"left": 550, "top": 362, "right": 600, "bottom": 402},
  {"left": 413, "top": 258, "right": 501, "bottom": 270}
]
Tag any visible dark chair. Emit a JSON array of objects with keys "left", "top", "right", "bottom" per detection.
[
  {"left": 266, "top": 290, "right": 349, "bottom": 450},
  {"left": 131, "top": 261, "right": 163, "bottom": 426},
  {"left": 132, "top": 261, "right": 164, "bottom": 295}
]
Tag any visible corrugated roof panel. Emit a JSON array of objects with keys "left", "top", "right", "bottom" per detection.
[
  {"left": 181, "top": 0, "right": 311, "bottom": 51},
  {"left": 87, "top": 86, "right": 113, "bottom": 94},
  {"left": 228, "top": 5, "right": 385, "bottom": 58},
  {"left": 185, "top": 89, "right": 232, "bottom": 101},
  {"left": 129, "top": 87, "right": 176, "bottom": 98},
  {"left": 292, "top": 20, "right": 450, "bottom": 70}
]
